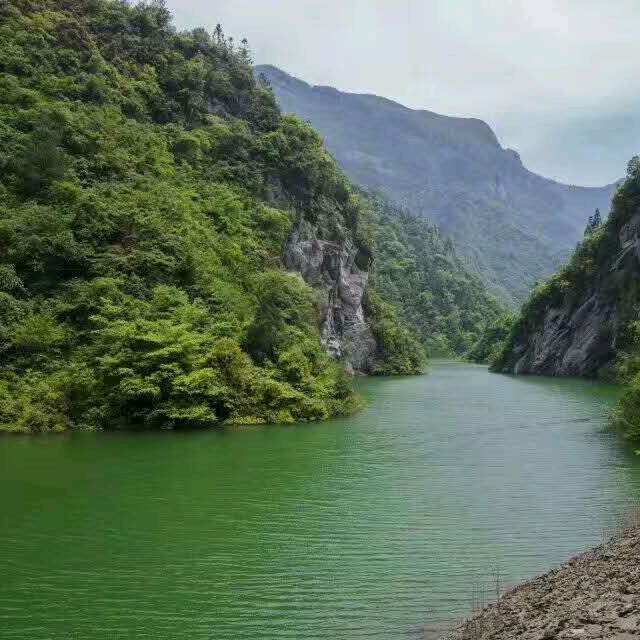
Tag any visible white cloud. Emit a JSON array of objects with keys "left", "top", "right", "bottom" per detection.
[{"left": 168, "top": 0, "right": 640, "bottom": 185}]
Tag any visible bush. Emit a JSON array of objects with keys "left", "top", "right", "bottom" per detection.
[
  {"left": 467, "top": 314, "right": 515, "bottom": 364},
  {"left": 0, "top": 0, "right": 376, "bottom": 430},
  {"left": 364, "top": 289, "right": 425, "bottom": 375},
  {"left": 610, "top": 377, "right": 640, "bottom": 445}
]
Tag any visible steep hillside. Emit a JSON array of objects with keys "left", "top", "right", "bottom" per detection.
[
  {"left": 360, "top": 194, "right": 505, "bottom": 356},
  {"left": 0, "top": 0, "right": 428, "bottom": 432},
  {"left": 493, "top": 158, "right": 640, "bottom": 444},
  {"left": 255, "top": 65, "right": 617, "bottom": 303}
]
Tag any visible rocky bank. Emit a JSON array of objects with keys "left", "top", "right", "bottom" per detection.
[
  {"left": 441, "top": 520, "right": 640, "bottom": 640},
  {"left": 495, "top": 204, "right": 640, "bottom": 378}
]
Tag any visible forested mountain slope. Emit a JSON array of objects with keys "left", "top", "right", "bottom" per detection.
[
  {"left": 493, "top": 158, "right": 640, "bottom": 445},
  {"left": 0, "top": 0, "right": 429, "bottom": 431},
  {"left": 360, "top": 194, "right": 504, "bottom": 356},
  {"left": 255, "top": 65, "right": 617, "bottom": 303},
  {"left": 0, "top": 1, "right": 508, "bottom": 432}
]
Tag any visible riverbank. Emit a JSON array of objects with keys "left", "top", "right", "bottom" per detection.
[{"left": 441, "top": 512, "right": 640, "bottom": 640}]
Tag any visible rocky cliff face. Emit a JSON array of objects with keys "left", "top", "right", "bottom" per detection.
[
  {"left": 256, "top": 64, "right": 617, "bottom": 303},
  {"left": 495, "top": 201, "right": 640, "bottom": 378},
  {"left": 284, "top": 219, "right": 377, "bottom": 373},
  {"left": 498, "top": 290, "right": 618, "bottom": 377}
]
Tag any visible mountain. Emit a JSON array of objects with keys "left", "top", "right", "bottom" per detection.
[
  {"left": 492, "top": 158, "right": 640, "bottom": 444},
  {"left": 255, "top": 65, "right": 618, "bottom": 303},
  {"left": 0, "top": 0, "right": 429, "bottom": 432},
  {"left": 360, "top": 194, "right": 505, "bottom": 356},
  {"left": 0, "top": 0, "right": 506, "bottom": 433}
]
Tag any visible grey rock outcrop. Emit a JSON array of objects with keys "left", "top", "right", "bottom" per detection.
[
  {"left": 502, "top": 295, "right": 617, "bottom": 377},
  {"left": 440, "top": 519, "right": 640, "bottom": 640},
  {"left": 497, "top": 212, "right": 640, "bottom": 378},
  {"left": 284, "top": 220, "right": 376, "bottom": 373}
]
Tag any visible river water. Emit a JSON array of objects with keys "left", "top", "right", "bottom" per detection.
[{"left": 2, "top": 361, "right": 639, "bottom": 639}]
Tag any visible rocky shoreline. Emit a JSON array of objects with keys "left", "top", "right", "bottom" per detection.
[{"left": 441, "top": 516, "right": 639, "bottom": 640}]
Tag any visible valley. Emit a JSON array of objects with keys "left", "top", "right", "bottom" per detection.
[
  {"left": 1, "top": 2, "right": 640, "bottom": 640},
  {"left": 256, "top": 64, "right": 617, "bottom": 303}
]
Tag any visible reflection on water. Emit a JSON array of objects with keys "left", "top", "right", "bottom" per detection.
[{"left": 1, "top": 361, "right": 638, "bottom": 640}]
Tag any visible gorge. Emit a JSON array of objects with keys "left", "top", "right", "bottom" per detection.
[
  {"left": 255, "top": 64, "right": 618, "bottom": 303},
  {"left": 1, "top": 2, "right": 640, "bottom": 640}
]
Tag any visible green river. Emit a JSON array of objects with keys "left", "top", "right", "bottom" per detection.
[{"left": 2, "top": 361, "right": 639, "bottom": 639}]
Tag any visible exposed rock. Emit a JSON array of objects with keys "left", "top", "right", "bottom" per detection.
[
  {"left": 440, "top": 523, "right": 640, "bottom": 640},
  {"left": 284, "top": 220, "right": 377, "bottom": 373},
  {"left": 497, "top": 213, "right": 640, "bottom": 378},
  {"left": 256, "top": 64, "right": 617, "bottom": 304},
  {"left": 504, "top": 293, "right": 617, "bottom": 377}
]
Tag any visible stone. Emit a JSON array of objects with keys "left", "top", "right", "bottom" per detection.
[
  {"left": 284, "top": 220, "right": 377, "bottom": 373},
  {"left": 499, "top": 213, "right": 640, "bottom": 378},
  {"left": 440, "top": 527, "right": 640, "bottom": 640}
]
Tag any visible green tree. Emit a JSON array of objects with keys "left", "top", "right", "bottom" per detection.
[
  {"left": 0, "top": 0, "right": 424, "bottom": 431},
  {"left": 584, "top": 208, "right": 602, "bottom": 237}
]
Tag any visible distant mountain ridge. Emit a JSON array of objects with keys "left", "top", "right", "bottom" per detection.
[{"left": 256, "top": 64, "right": 618, "bottom": 303}]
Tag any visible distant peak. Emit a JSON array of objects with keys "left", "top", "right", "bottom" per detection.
[
  {"left": 417, "top": 112, "right": 501, "bottom": 148},
  {"left": 255, "top": 63, "right": 288, "bottom": 78},
  {"left": 254, "top": 64, "right": 311, "bottom": 91},
  {"left": 255, "top": 64, "right": 501, "bottom": 149},
  {"left": 505, "top": 148, "right": 522, "bottom": 165}
]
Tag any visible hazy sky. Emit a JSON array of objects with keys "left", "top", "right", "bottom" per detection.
[{"left": 169, "top": 0, "right": 640, "bottom": 187}]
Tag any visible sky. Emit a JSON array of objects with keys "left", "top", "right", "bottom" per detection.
[{"left": 168, "top": 0, "right": 640, "bottom": 187}]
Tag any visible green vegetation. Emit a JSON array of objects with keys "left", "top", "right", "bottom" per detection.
[
  {"left": 362, "top": 288, "right": 425, "bottom": 375},
  {"left": 612, "top": 314, "right": 640, "bottom": 447},
  {"left": 611, "top": 384, "right": 640, "bottom": 448},
  {"left": 584, "top": 208, "right": 602, "bottom": 237},
  {"left": 492, "top": 157, "right": 640, "bottom": 446},
  {"left": 466, "top": 314, "right": 515, "bottom": 365},
  {"left": 359, "top": 194, "right": 506, "bottom": 357},
  {"left": 0, "top": 0, "right": 430, "bottom": 431}
]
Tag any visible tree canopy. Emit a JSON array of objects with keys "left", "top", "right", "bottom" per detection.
[{"left": 0, "top": 0, "right": 373, "bottom": 430}]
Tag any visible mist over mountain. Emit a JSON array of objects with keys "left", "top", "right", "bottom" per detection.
[{"left": 256, "top": 64, "right": 618, "bottom": 303}]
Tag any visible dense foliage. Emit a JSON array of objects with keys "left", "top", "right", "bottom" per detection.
[
  {"left": 362, "top": 287, "right": 425, "bottom": 375},
  {"left": 609, "top": 163, "right": 640, "bottom": 447},
  {"left": 466, "top": 314, "right": 515, "bottom": 365},
  {"left": 358, "top": 194, "right": 505, "bottom": 357},
  {"left": 257, "top": 65, "right": 617, "bottom": 305},
  {"left": 0, "top": 0, "right": 429, "bottom": 431},
  {"left": 611, "top": 318, "right": 640, "bottom": 448},
  {"left": 492, "top": 157, "right": 640, "bottom": 446}
]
